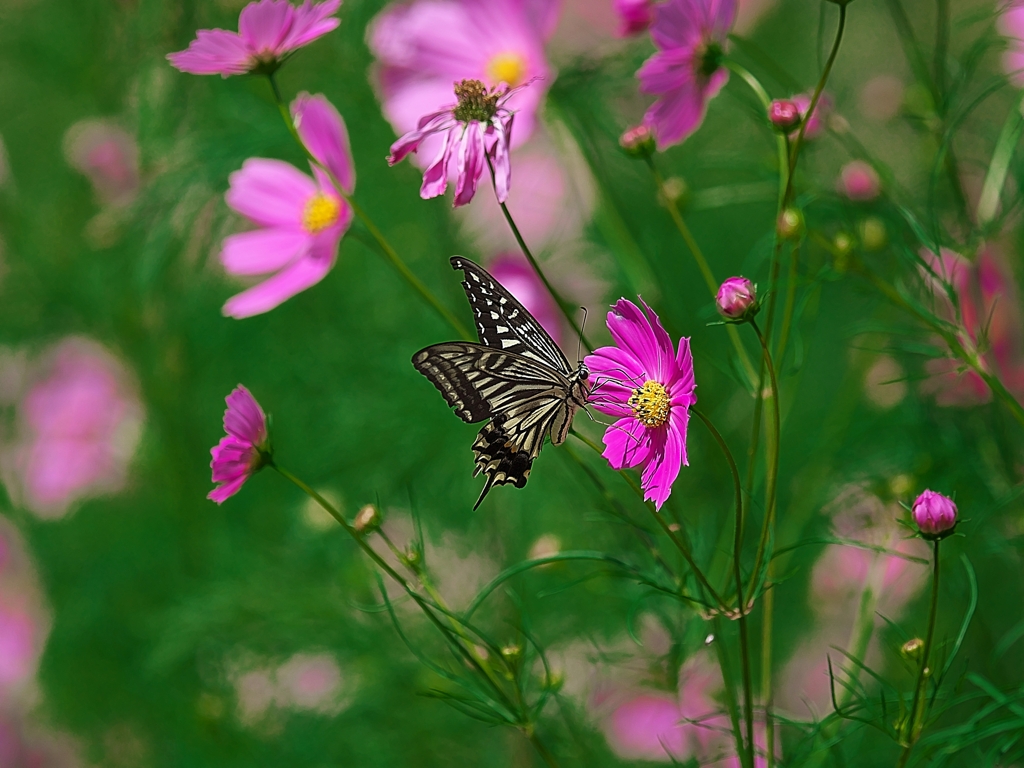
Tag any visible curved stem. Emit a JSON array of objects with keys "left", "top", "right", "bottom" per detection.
[
  {"left": 747, "top": 321, "right": 781, "bottom": 596},
  {"left": 266, "top": 74, "right": 471, "bottom": 340},
  {"left": 487, "top": 156, "right": 592, "bottom": 353}
]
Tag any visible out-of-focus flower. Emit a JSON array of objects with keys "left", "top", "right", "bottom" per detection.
[
  {"left": 776, "top": 207, "right": 804, "bottom": 241},
  {"left": 275, "top": 653, "right": 345, "bottom": 713},
  {"left": 527, "top": 533, "right": 561, "bottom": 560},
  {"left": 619, "top": 123, "right": 656, "bottom": 156},
  {"left": 63, "top": 120, "right": 140, "bottom": 206},
  {"left": 368, "top": 0, "right": 557, "bottom": 169},
  {"left": 637, "top": 0, "right": 736, "bottom": 149},
  {"left": 387, "top": 79, "right": 516, "bottom": 206},
  {"left": 586, "top": 299, "right": 696, "bottom": 509},
  {"left": 0, "top": 603, "right": 37, "bottom": 693},
  {"left": 863, "top": 354, "right": 907, "bottom": 409},
  {"left": 6, "top": 339, "right": 143, "bottom": 519},
  {"left": 912, "top": 489, "right": 957, "bottom": 537},
  {"left": 859, "top": 75, "right": 905, "bottom": 121},
  {"left": 768, "top": 99, "right": 800, "bottom": 132},
  {"left": 486, "top": 253, "right": 563, "bottom": 347},
  {"left": 716, "top": 276, "right": 757, "bottom": 320},
  {"left": 209, "top": 385, "right": 270, "bottom": 503},
  {"left": 167, "top": 0, "right": 342, "bottom": 76},
  {"left": 998, "top": 1, "right": 1024, "bottom": 88},
  {"left": 792, "top": 92, "right": 831, "bottom": 139},
  {"left": 220, "top": 93, "right": 353, "bottom": 318},
  {"left": 352, "top": 503, "right": 380, "bottom": 533},
  {"left": 838, "top": 160, "right": 880, "bottom": 201},
  {"left": 614, "top": 0, "right": 654, "bottom": 35}
]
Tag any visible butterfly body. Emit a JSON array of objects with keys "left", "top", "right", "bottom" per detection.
[{"left": 412, "top": 257, "right": 590, "bottom": 509}]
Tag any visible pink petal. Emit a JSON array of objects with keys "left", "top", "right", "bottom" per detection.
[
  {"left": 222, "top": 236, "right": 338, "bottom": 318},
  {"left": 602, "top": 417, "right": 652, "bottom": 470},
  {"left": 420, "top": 128, "right": 453, "bottom": 199},
  {"left": 226, "top": 158, "right": 315, "bottom": 228},
  {"left": 282, "top": 0, "right": 343, "bottom": 49},
  {"left": 642, "top": 74, "right": 708, "bottom": 150},
  {"left": 650, "top": 0, "right": 706, "bottom": 49},
  {"left": 387, "top": 111, "right": 451, "bottom": 165},
  {"left": 167, "top": 29, "right": 253, "bottom": 76},
  {"left": 209, "top": 475, "right": 248, "bottom": 503},
  {"left": 223, "top": 386, "right": 267, "bottom": 443},
  {"left": 221, "top": 228, "right": 310, "bottom": 276},
  {"left": 641, "top": 415, "right": 688, "bottom": 510},
  {"left": 238, "top": 0, "right": 295, "bottom": 55},
  {"left": 606, "top": 299, "right": 669, "bottom": 381},
  {"left": 489, "top": 122, "right": 512, "bottom": 203},
  {"left": 454, "top": 122, "right": 486, "bottom": 207},
  {"left": 291, "top": 92, "right": 355, "bottom": 194},
  {"left": 667, "top": 336, "right": 696, "bottom": 395}
]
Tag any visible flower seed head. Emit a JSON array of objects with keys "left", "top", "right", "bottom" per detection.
[
  {"left": 912, "top": 489, "right": 957, "bottom": 538},
  {"left": 629, "top": 380, "right": 671, "bottom": 428},
  {"left": 453, "top": 79, "right": 502, "bottom": 123}
]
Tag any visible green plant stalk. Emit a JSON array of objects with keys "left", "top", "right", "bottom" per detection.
[
  {"left": 712, "top": 615, "right": 749, "bottom": 766},
  {"left": 747, "top": 322, "right": 781, "bottom": 598},
  {"left": 487, "top": 157, "right": 592, "bottom": 353},
  {"left": 266, "top": 74, "right": 472, "bottom": 341},
  {"left": 774, "top": 242, "right": 801, "bottom": 369},
  {"left": 897, "top": 539, "right": 942, "bottom": 766},
  {"left": 976, "top": 96, "right": 1024, "bottom": 228},
  {"left": 642, "top": 155, "right": 757, "bottom": 389},
  {"left": 693, "top": 408, "right": 754, "bottom": 768},
  {"left": 934, "top": 0, "right": 949, "bottom": 98},
  {"left": 761, "top": 586, "right": 775, "bottom": 768}
]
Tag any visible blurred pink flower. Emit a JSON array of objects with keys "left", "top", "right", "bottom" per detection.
[
  {"left": 387, "top": 79, "right": 516, "bottom": 206},
  {"left": 63, "top": 120, "right": 140, "bottom": 206},
  {"left": 368, "top": 0, "right": 558, "bottom": 168},
  {"left": 209, "top": 385, "right": 269, "bottom": 504},
  {"left": 637, "top": 0, "right": 735, "bottom": 149},
  {"left": 167, "top": 0, "right": 342, "bottom": 76},
  {"left": 0, "top": 604, "right": 36, "bottom": 690},
  {"left": 275, "top": 653, "right": 344, "bottom": 713},
  {"left": 918, "top": 246, "right": 1024, "bottom": 406},
  {"left": 998, "top": 1, "right": 1024, "bottom": 87},
  {"left": 586, "top": 299, "right": 696, "bottom": 509},
  {"left": 838, "top": 160, "right": 880, "bottom": 201},
  {"left": 792, "top": 92, "right": 831, "bottom": 140},
  {"left": 859, "top": 75, "right": 904, "bottom": 121},
  {"left": 7, "top": 339, "right": 143, "bottom": 519},
  {"left": 614, "top": 0, "right": 654, "bottom": 35},
  {"left": 486, "top": 253, "right": 563, "bottom": 347},
  {"left": 220, "top": 93, "right": 353, "bottom": 318}
]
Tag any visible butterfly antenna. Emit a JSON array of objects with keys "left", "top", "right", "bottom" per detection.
[{"left": 576, "top": 306, "right": 588, "bottom": 365}]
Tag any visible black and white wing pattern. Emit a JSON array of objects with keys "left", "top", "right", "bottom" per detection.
[{"left": 412, "top": 258, "right": 590, "bottom": 509}]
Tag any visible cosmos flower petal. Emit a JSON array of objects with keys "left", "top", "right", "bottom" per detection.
[
  {"left": 238, "top": 0, "right": 296, "bottom": 53},
  {"left": 224, "top": 386, "right": 268, "bottom": 443},
  {"left": 292, "top": 92, "right": 356, "bottom": 194},
  {"left": 283, "top": 0, "right": 343, "bottom": 48},
  {"left": 166, "top": 30, "right": 253, "bottom": 75},
  {"left": 606, "top": 299, "right": 668, "bottom": 381},
  {"left": 226, "top": 159, "right": 317, "bottom": 228},
  {"left": 420, "top": 128, "right": 453, "bottom": 199},
  {"left": 640, "top": 421, "right": 687, "bottom": 509},
  {"left": 222, "top": 244, "right": 337, "bottom": 318},
  {"left": 221, "top": 228, "right": 310, "bottom": 276},
  {"left": 454, "top": 121, "right": 487, "bottom": 207},
  {"left": 490, "top": 124, "right": 512, "bottom": 204},
  {"left": 208, "top": 475, "right": 249, "bottom": 503},
  {"left": 602, "top": 417, "right": 653, "bottom": 470}
]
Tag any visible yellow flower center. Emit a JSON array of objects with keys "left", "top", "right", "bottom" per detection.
[
  {"left": 629, "top": 380, "right": 671, "bottom": 428},
  {"left": 302, "top": 192, "right": 340, "bottom": 234},
  {"left": 486, "top": 52, "right": 527, "bottom": 88}
]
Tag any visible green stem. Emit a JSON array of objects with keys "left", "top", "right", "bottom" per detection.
[
  {"left": 643, "top": 155, "right": 757, "bottom": 388},
  {"left": 712, "top": 616, "right": 749, "bottom": 766},
  {"left": 761, "top": 586, "right": 775, "bottom": 768},
  {"left": 266, "top": 74, "right": 471, "bottom": 340},
  {"left": 897, "top": 539, "right": 942, "bottom": 766},
  {"left": 747, "top": 321, "right": 781, "bottom": 599},
  {"left": 774, "top": 242, "right": 801, "bottom": 367},
  {"left": 934, "top": 0, "right": 949, "bottom": 98},
  {"left": 976, "top": 95, "right": 1024, "bottom": 228},
  {"left": 529, "top": 731, "right": 561, "bottom": 768},
  {"left": 487, "top": 156, "right": 592, "bottom": 352}
]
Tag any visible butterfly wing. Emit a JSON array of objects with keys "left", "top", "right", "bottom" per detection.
[{"left": 450, "top": 256, "right": 573, "bottom": 375}]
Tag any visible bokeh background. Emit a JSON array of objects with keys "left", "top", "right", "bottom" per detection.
[{"left": 0, "top": 0, "right": 1023, "bottom": 765}]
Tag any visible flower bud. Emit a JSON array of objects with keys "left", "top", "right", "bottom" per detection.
[
  {"left": 353, "top": 503, "right": 381, "bottom": 534},
  {"left": 901, "top": 638, "right": 924, "bottom": 659},
  {"left": 619, "top": 123, "right": 656, "bottom": 157},
  {"left": 838, "top": 160, "right": 881, "bottom": 201},
  {"left": 716, "top": 276, "right": 758, "bottom": 321},
  {"left": 658, "top": 176, "right": 688, "bottom": 207},
  {"left": 768, "top": 99, "right": 801, "bottom": 132},
  {"left": 777, "top": 207, "right": 804, "bottom": 241},
  {"left": 858, "top": 217, "right": 888, "bottom": 251},
  {"left": 912, "top": 489, "right": 957, "bottom": 538},
  {"left": 501, "top": 643, "right": 522, "bottom": 660},
  {"left": 614, "top": 0, "right": 655, "bottom": 36}
]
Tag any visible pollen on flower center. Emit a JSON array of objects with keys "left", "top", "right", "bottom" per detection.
[
  {"left": 453, "top": 79, "right": 502, "bottom": 123},
  {"left": 629, "top": 380, "right": 671, "bottom": 428},
  {"left": 302, "top": 192, "right": 340, "bottom": 234},
  {"left": 486, "top": 51, "right": 527, "bottom": 88}
]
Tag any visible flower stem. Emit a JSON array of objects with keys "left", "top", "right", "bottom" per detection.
[
  {"left": 529, "top": 731, "right": 562, "bottom": 768},
  {"left": 265, "top": 74, "right": 472, "bottom": 341},
  {"left": 897, "top": 539, "right": 942, "bottom": 767},
  {"left": 642, "top": 155, "right": 757, "bottom": 389},
  {"left": 976, "top": 93, "right": 1024, "bottom": 229},
  {"left": 486, "top": 156, "right": 592, "bottom": 353},
  {"left": 747, "top": 321, "right": 780, "bottom": 598}
]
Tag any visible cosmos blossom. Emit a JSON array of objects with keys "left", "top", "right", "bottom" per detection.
[
  {"left": 167, "top": 0, "right": 342, "bottom": 77},
  {"left": 220, "top": 93, "right": 354, "bottom": 318},
  {"left": 209, "top": 385, "right": 270, "bottom": 503},
  {"left": 585, "top": 298, "right": 696, "bottom": 509},
  {"left": 636, "top": 0, "right": 736, "bottom": 149},
  {"left": 998, "top": 1, "right": 1024, "bottom": 87}
]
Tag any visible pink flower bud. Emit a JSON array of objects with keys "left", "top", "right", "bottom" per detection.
[
  {"left": 613, "top": 0, "right": 655, "bottom": 36},
  {"left": 792, "top": 93, "right": 832, "bottom": 139},
  {"left": 619, "top": 124, "right": 656, "bottom": 156},
  {"left": 912, "top": 490, "right": 957, "bottom": 537},
  {"left": 716, "top": 277, "right": 757, "bottom": 320},
  {"left": 768, "top": 99, "right": 801, "bottom": 132},
  {"left": 839, "top": 160, "right": 881, "bottom": 201}
]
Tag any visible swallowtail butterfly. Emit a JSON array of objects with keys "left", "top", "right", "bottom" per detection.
[{"left": 413, "top": 257, "right": 591, "bottom": 509}]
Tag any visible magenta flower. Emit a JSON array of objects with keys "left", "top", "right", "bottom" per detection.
[
  {"left": 767, "top": 99, "right": 800, "bottom": 132},
  {"left": 614, "top": 0, "right": 655, "bottom": 36},
  {"left": 209, "top": 385, "right": 270, "bottom": 503},
  {"left": 220, "top": 93, "right": 354, "bottom": 318},
  {"left": 912, "top": 489, "right": 957, "bottom": 537},
  {"left": 167, "top": 0, "right": 341, "bottom": 76},
  {"left": 636, "top": 0, "right": 736, "bottom": 149},
  {"left": 63, "top": 120, "right": 140, "bottom": 206},
  {"left": 585, "top": 299, "right": 696, "bottom": 509},
  {"left": 838, "top": 160, "right": 880, "bottom": 201},
  {"left": 998, "top": 1, "right": 1024, "bottom": 87},
  {"left": 387, "top": 79, "right": 516, "bottom": 206},
  {"left": 716, "top": 276, "right": 756, "bottom": 320}
]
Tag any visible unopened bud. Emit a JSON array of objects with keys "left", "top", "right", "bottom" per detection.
[
  {"left": 839, "top": 160, "right": 881, "bottom": 201},
  {"left": 912, "top": 489, "right": 957, "bottom": 538},
  {"left": 658, "top": 176, "right": 688, "bottom": 207},
  {"left": 716, "top": 276, "right": 758, "bottom": 322},
  {"left": 768, "top": 99, "right": 801, "bottom": 132},
  {"left": 353, "top": 504, "right": 381, "bottom": 534},
  {"left": 620, "top": 123, "right": 656, "bottom": 157},
  {"left": 858, "top": 217, "right": 888, "bottom": 251},
  {"left": 777, "top": 207, "right": 804, "bottom": 241},
  {"left": 501, "top": 643, "right": 522, "bottom": 660},
  {"left": 901, "top": 638, "right": 924, "bottom": 659}
]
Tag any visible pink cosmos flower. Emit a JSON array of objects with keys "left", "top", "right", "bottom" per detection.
[
  {"left": 167, "top": 0, "right": 342, "bottom": 77},
  {"left": 998, "top": 1, "right": 1024, "bottom": 87},
  {"left": 209, "top": 385, "right": 270, "bottom": 503},
  {"left": 220, "top": 93, "right": 354, "bottom": 318},
  {"left": 0, "top": 604, "right": 36, "bottom": 691},
  {"left": 838, "top": 160, "right": 880, "bottom": 201},
  {"left": 585, "top": 299, "right": 696, "bottom": 509},
  {"left": 276, "top": 652, "right": 345, "bottom": 713},
  {"left": 6, "top": 339, "right": 143, "bottom": 519},
  {"left": 368, "top": 0, "right": 558, "bottom": 168},
  {"left": 486, "top": 253, "right": 563, "bottom": 347},
  {"left": 637, "top": 0, "right": 736, "bottom": 149},
  {"left": 614, "top": 0, "right": 655, "bottom": 35},
  {"left": 63, "top": 120, "right": 140, "bottom": 206},
  {"left": 387, "top": 79, "right": 516, "bottom": 206}
]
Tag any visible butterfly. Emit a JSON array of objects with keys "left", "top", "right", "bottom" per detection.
[{"left": 412, "top": 257, "right": 591, "bottom": 509}]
